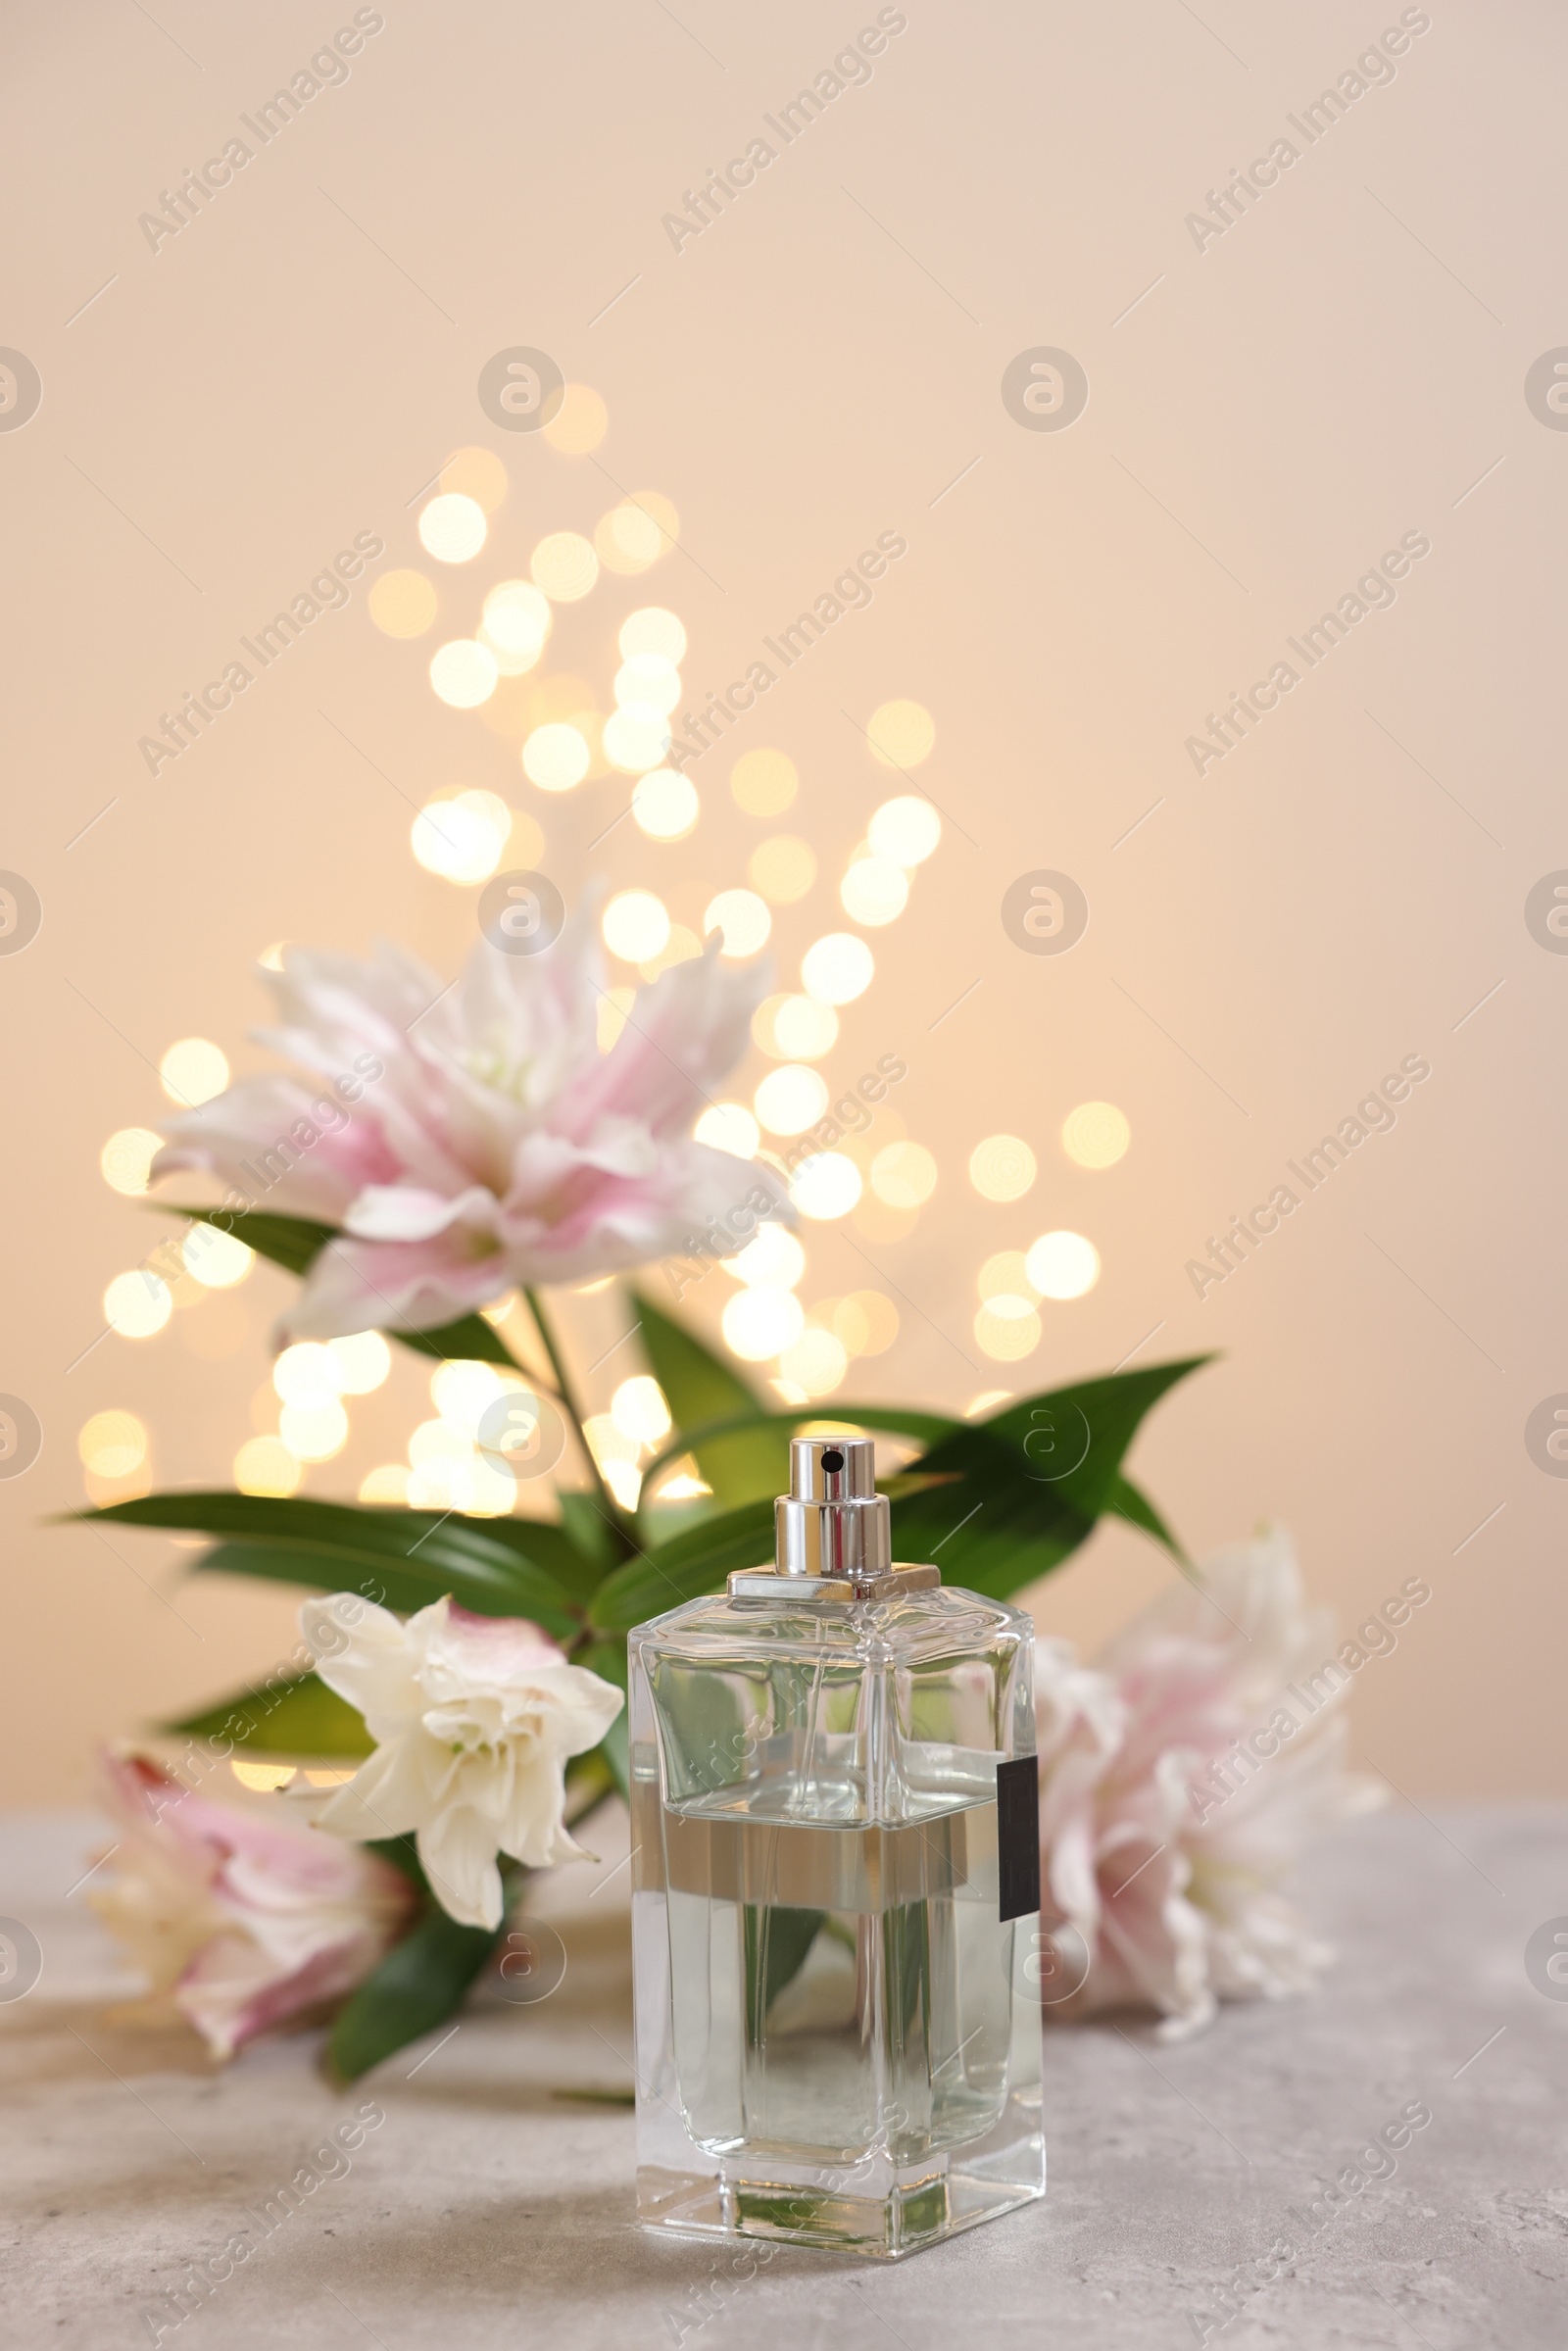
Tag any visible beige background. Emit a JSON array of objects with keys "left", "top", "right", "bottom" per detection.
[{"left": 2, "top": 0, "right": 1562, "bottom": 1803}]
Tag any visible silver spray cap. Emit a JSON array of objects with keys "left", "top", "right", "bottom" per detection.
[{"left": 774, "top": 1436, "right": 892, "bottom": 1581}]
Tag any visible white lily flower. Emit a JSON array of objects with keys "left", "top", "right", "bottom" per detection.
[{"left": 300, "top": 1594, "right": 624, "bottom": 1932}]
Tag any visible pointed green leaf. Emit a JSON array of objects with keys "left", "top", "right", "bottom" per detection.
[
  {"left": 632, "top": 1293, "right": 789, "bottom": 1507},
  {"left": 328, "top": 1900, "right": 502, "bottom": 2082},
  {"left": 590, "top": 1495, "right": 776, "bottom": 1633},
  {"left": 78, "top": 1494, "right": 581, "bottom": 1635},
  {"left": 158, "top": 1204, "right": 338, "bottom": 1277},
  {"left": 557, "top": 1492, "right": 630, "bottom": 1580},
  {"left": 1103, "top": 1471, "right": 1188, "bottom": 1564},
  {"left": 165, "top": 1670, "right": 372, "bottom": 1757},
  {"left": 633, "top": 1290, "right": 760, "bottom": 1426},
  {"left": 479, "top": 1510, "right": 614, "bottom": 1606},
  {"left": 889, "top": 1358, "right": 1209, "bottom": 1598},
  {"left": 385, "top": 1311, "right": 519, "bottom": 1367}
]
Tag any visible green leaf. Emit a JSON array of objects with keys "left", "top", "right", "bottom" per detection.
[
  {"left": 165, "top": 1670, "right": 372, "bottom": 1757},
  {"left": 480, "top": 1510, "right": 615, "bottom": 1607},
  {"left": 631, "top": 1292, "right": 781, "bottom": 1507},
  {"left": 385, "top": 1311, "right": 519, "bottom": 1368},
  {"left": 156, "top": 1205, "right": 519, "bottom": 1366},
  {"left": 888, "top": 1358, "right": 1210, "bottom": 1599},
  {"left": 1103, "top": 1471, "right": 1189, "bottom": 1564},
  {"left": 634, "top": 1289, "right": 760, "bottom": 1426},
  {"left": 589, "top": 1495, "right": 777, "bottom": 1633},
  {"left": 556, "top": 1492, "right": 628, "bottom": 1583},
  {"left": 328, "top": 1900, "right": 503, "bottom": 2082},
  {"left": 79, "top": 1494, "right": 581, "bottom": 1636},
  {"left": 160, "top": 1204, "right": 338, "bottom": 1277}
]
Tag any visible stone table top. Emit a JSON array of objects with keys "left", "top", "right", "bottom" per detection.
[{"left": 2, "top": 1802, "right": 1564, "bottom": 2351}]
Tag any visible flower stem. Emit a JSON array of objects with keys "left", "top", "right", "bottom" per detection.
[{"left": 523, "top": 1287, "right": 635, "bottom": 1556}]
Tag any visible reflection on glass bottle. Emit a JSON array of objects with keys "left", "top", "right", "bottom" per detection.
[{"left": 630, "top": 1437, "right": 1045, "bottom": 2259}]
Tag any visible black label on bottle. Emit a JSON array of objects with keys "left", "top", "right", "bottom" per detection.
[{"left": 996, "top": 1754, "right": 1041, "bottom": 1923}]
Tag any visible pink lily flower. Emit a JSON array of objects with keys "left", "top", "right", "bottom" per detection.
[{"left": 89, "top": 1751, "right": 416, "bottom": 2061}]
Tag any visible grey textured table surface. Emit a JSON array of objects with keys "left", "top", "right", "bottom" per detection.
[{"left": 3, "top": 1802, "right": 1564, "bottom": 2350}]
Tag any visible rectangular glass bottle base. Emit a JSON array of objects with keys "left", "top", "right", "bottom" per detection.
[{"left": 637, "top": 2095, "right": 1045, "bottom": 2260}]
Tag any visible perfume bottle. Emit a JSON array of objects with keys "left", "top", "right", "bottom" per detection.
[{"left": 629, "top": 1436, "right": 1045, "bottom": 2259}]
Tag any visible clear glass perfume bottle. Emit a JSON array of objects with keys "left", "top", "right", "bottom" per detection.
[{"left": 629, "top": 1436, "right": 1045, "bottom": 2259}]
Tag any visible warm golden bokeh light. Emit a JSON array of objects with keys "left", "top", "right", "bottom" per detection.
[
  {"left": 77, "top": 1410, "right": 148, "bottom": 1479},
  {"left": 429, "top": 638, "right": 499, "bottom": 709},
  {"left": 596, "top": 502, "right": 665, "bottom": 573},
  {"left": 506, "top": 808, "right": 546, "bottom": 867},
  {"left": 430, "top": 1361, "right": 528, "bottom": 1440},
  {"left": 279, "top": 1401, "right": 349, "bottom": 1461},
  {"left": 1026, "top": 1229, "right": 1102, "bottom": 1298},
  {"left": 752, "top": 994, "right": 838, "bottom": 1060},
  {"left": 867, "top": 795, "right": 942, "bottom": 865},
  {"left": 230, "top": 1759, "right": 298, "bottom": 1792},
  {"left": 968, "top": 1134, "right": 1038, "bottom": 1202},
  {"left": 612, "top": 1375, "right": 672, "bottom": 1446},
  {"left": 722, "top": 1287, "right": 806, "bottom": 1361},
  {"left": 694, "top": 1102, "right": 760, "bottom": 1158},
  {"left": 159, "top": 1038, "right": 229, "bottom": 1105},
  {"left": 614, "top": 655, "right": 681, "bottom": 715},
  {"left": 273, "top": 1342, "right": 344, "bottom": 1410},
  {"left": 774, "top": 995, "right": 839, "bottom": 1058},
  {"left": 104, "top": 1270, "right": 172, "bottom": 1338},
  {"left": 603, "top": 704, "right": 671, "bottom": 773},
  {"left": 329, "top": 1331, "right": 392, "bottom": 1394},
  {"left": 840, "top": 857, "right": 909, "bottom": 927},
  {"left": 480, "top": 579, "right": 551, "bottom": 673},
  {"left": 181, "top": 1225, "right": 253, "bottom": 1289},
  {"left": 541, "top": 382, "right": 608, "bottom": 455},
  {"left": 791, "top": 1151, "right": 862, "bottom": 1220},
  {"left": 870, "top": 1141, "right": 939, "bottom": 1208},
  {"left": 731, "top": 748, "right": 798, "bottom": 816},
  {"left": 723, "top": 1224, "right": 806, "bottom": 1288},
  {"left": 632, "top": 768, "right": 699, "bottom": 841},
  {"left": 530, "top": 530, "right": 600, "bottom": 602},
  {"left": 755, "top": 1064, "right": 829, "bottom": 1136},
  {"left": 418, "top": 492, "right": 487, "bottom": 564},
  {"left": 1061, "top": 1102, "right": 1132, "bottom": 1169},
  {"left": 965, "top": 1389, "right": 1012, "bottom": 1417},
  {"left": 705, "top": 889, "right": 771, "bottom": 957},
  {"left": 801, "top": 933, "right": 874, "bottom": 1005},
  {"left": 638, "top": 922, "right": 701, "bottom": 980},
  {"left": 359, "top": 1464, "right": 411, "bottom": 1505},
  {"left": 368, "top": 568, "right": 439, "bottom": 638},
  {"left": 865, "top": 699, "right": 935, "bottom": 768},
  {"left": 410, "top": 1416, "right": 475, "bottom": 1468},
  {"left": 603, "top": 889, "right": 670, "bottom": 963},
  {"left": 439, "top": 445, "right": 509, "bottom": 513},
  {"left": 521, "top": 722, "right": 591, "bottom": 792},
  {"left": 619, "top": 607, "right": 687, "bottom": 663},
  {"left": 974, "top": 1301, "right": 1042, "bottom": 1361},
  {"left": 234, "top": 1436, "right": 300, "bottom": 1496},
  {"left": 833, "top": 1291, "right": 899, "bottom": 1356},
  {"left": 100, "top": 1128, "right": 164, "bottom": 1197},
  {"left": 779, "top": 1327, "right": 848, "bottom": 1397},
  {"left": 411, "top": 791, "right": 510, "bottom": 883},
  {"left": 749, "top": 835, "right": 815, "bottom": 905},
  {"left": 978, "top": 1250, "right": 1035, "bottom": 1304}
]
